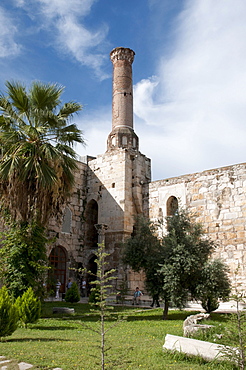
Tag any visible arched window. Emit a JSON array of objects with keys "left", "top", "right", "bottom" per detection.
[
  {"left": 166, "top": 196, "right": 178, "bottom": 216},
  {"left": 85, "top": 200, "right": 98, "bottom": 248},
  {"left": 62, "top": 207, "right": 72, "bottom": 233},
  {"left": 48, "top": 246, "right": 67, "bottom": 293}
]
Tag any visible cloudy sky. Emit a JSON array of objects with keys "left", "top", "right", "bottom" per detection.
[{"left": 1, "top": 0, "right": 246, "bottom": 181}]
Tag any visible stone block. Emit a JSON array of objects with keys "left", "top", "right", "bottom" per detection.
[
  {"left": 18, "top": 362, "right": 34, "bottom": 369},
  {"left": 53, "top": 307, "right": 75, "bottom": 314},
  {"left": 163, "top": 334, "right": 236, "bottom": 362}
]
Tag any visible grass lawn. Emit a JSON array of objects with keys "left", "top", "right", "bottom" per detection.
[{"left": 0, "top": 302, "right": 237, "bottom": 369}]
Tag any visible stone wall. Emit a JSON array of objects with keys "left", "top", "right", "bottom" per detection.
[
  {"left": 47, "top": 160, "right": 88, "bottom": 265},
  {"left": 145, "top": 162, "right": 246, "bottom": 288}
]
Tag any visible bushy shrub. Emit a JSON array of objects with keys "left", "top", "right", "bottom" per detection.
[
  {"left": 16, "top": 287, "right": 41, "bottom": 328},
  {"left": 65, "top": 282, "right": 80, "bottom": 303},
  {"left": 0, "top": 286, "right": 19, "bottom": 340}
]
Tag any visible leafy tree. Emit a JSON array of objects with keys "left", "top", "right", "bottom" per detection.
[
  {"left": 0, "top": 80, "right": 84, "bottom": 226},
  {"left": 0, "top": 286, "right": 19, "bottom": 340},
  {"left": 196, "top": 259, "right": 231, "bottom": 313},
  {"left": 160, "top": 209, "right": 215, "bottom": 318},
  {"left": 0, "top": 80, "right": 84, "bottom": 296},
  {"left": 123, "top": 210, "right": 225, "bottom": 319},
  {"left": 65, "top": 282, "right": 80, "bottom": 303},
  {"left": 0, "top": 221, "right": 48, "bottom": 298},
  {"left": 122, "top": 215, "right": 164, "bottom": 305},
  {"left": 16, "top": 287, "right": 41, "bottom": 328}
]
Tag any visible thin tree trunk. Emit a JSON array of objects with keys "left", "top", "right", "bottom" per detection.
[{"left": 162, "top": 299, "right": 169, "bottom": 320}]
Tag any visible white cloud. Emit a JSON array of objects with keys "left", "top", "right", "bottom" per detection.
[
  {"left": 133, "top": 0, "right": 246, "bottom": 180},
  {"left": 0, "top": 7, "right": 20, "bottom": 58},
  {"left": 75, "top": 106, "right": 111, "bottom": 158},
  {"left": 15, "top": 0, "right": 109, "bottom": 79}
]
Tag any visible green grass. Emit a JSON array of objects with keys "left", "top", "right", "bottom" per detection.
[{"left": 0, "top": 302, "right": 237, "bottom": 369}]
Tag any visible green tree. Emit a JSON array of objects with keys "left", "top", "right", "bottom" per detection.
[
  {"left": 122, "top": 215, "right": 164, "bottom": 306},
  {"left": 123, "top": 210, "right": 222, "bottom": 319},
  {"left": 0, "top": 286, "right": 19, "bottom": 340},
  {"left": 196, "top": 259, "right": 231, "bottom": 313},
  {"left": 0, "top": 80, "right": 84, "bottom": 296},
  {"left": 64, "top": 282, "right": 80, "bottom": 303},
  {"left": 160, "top": 209, "right": 216, "bottom": 318},
  {"left": 16, "top": 287, "right": 41, "bottom": 328},
  {"left": 0, "top": 80, "right": 84, "bottom": 226},
  {"left": 0, "top": 222, "right": 48, "bottom": 298}
]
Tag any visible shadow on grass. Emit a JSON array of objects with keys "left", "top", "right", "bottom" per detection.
[
  {"left": 30, "top": 325, "right": 77, "bottom": 331},
  {"left": 7, "top": 337, "right": 70, "bottom": 342}
]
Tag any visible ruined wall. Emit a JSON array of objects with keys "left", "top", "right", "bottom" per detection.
[
  {"left": 145, "top": 162, "right": 246, "bottom": 288},
  {"left": 47, "top": 160, "right": 88, "bottom": 265}
]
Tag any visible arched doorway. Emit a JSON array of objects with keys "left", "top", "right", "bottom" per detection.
[
  {"left": 85, "top": 199, "right": 98, "bottom": 248},
  {"left": 48, "top": 246, "right": 67, "bottom": 293},
  {"left": 166, "top": 196, "right": 178, "bottom": 217}
]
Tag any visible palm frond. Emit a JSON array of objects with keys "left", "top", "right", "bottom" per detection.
[
  {"left": 29, "top": 81, "right": 64, "bottom": 110},
  {"left": 59, "top": 101, "right": 82, "bottom": 118},
  {"left": 56, "top": 124, "right": 85, "bottom": 145},
  {"left": 5, "top": 81, "right": 29, "bottom": 115}
]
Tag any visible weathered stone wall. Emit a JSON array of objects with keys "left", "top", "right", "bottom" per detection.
[
  {"left": 47, "top": 160, "right": 88, "bottom": 265},
  {"left": 85, "top": 148, "right": 151, "bottom": 288},
  {"left": 145, "top": 162, "right": 246, "bottom": 288}
]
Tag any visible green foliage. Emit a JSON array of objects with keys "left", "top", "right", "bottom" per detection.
[
  {"left": 220, "top": 291, "right": 246, "bottom": 369},
  {"left": 122, "top": 215, "right": 161, "bottom": 272},
  {"left": 122, "top": 215, "right": 163, "bottom": 298},
  {"left": 85, "top": 242, "right": 122, "bottom": 370},
  {"left": 160, "top": 209, "right": 216, "bottom": 310},
  {"left": 88, "top": 285, "right": 100, "bottom": 304},
  {"left": 123, "top": 210, "right": 219, "bottom": 319},
  {"left": 15, "top": 287, "right": 41, "bottom": 328},
  {"left": 196, "top": 259, "right": 231, "bottom": 313},
  {"left": 0, "top": 221, "right": 48, "bottom": 298},
  {"left": 0, "top": 80, "right": 84, "bottom": 226},
  {"left": 64, "top": 282, "right": 80, "bottom": 303},
  {"left": 0, "top": 286, "right": 19, "bottom": 339}
]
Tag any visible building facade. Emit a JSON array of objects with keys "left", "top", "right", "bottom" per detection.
[{"left": 48, "top": 47, "right": 246, "bottom": 294}]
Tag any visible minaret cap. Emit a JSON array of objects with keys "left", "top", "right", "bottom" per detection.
[{"left": 110, "top": 47, "right": 135, "bottom": 64}]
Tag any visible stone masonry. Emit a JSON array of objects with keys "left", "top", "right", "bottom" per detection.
[{"left": 47, "top": 47, "right": 246, "bottom": 293}]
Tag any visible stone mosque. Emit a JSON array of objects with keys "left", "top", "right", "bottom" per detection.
[{"left": 48, "top": 47, "right": 246, "bottom": 295}]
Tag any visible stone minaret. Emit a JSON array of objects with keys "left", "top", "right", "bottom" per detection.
[{"left": 107, "top": 47, "right": 139, "bottom": 151}]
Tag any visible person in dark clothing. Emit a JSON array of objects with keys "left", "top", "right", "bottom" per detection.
[{"left": 150, "top": 293, "right": 160, "bottom": 307}]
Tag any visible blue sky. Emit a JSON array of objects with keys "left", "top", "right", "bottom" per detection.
[{"left": 1, "top": 0, "right": 246, "bottom": 181}]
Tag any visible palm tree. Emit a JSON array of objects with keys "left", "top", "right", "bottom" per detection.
[{"left": 0, "top": 80, "right": 84, "bottom": 226}]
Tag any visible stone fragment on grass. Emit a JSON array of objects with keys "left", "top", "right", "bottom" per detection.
[
  {"left": 183, "top": 313, "right": 214, "bottom": 337},
  {"left": 52, "top": 307, "right": 75, "bottom": 314},
  {"left": 163, "top": 334, "right": 237, "bottom": 361}
]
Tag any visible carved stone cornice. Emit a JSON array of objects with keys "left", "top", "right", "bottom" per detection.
[{"left": 110, "top": 47, "right": 135, "bottom": 64}]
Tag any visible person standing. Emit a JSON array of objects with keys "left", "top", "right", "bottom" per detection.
[
  {"left": 66, "top": 279, "right": 72, "bottom": 290},
  {"left": 55, "top": 280, "right": 61, "bottom": 299},
  {"left": 81, "top": 278, "right": 87, "bottom": 297},
  {"left": 150, "top": 293, "right": 160, "bottom": 307}
]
